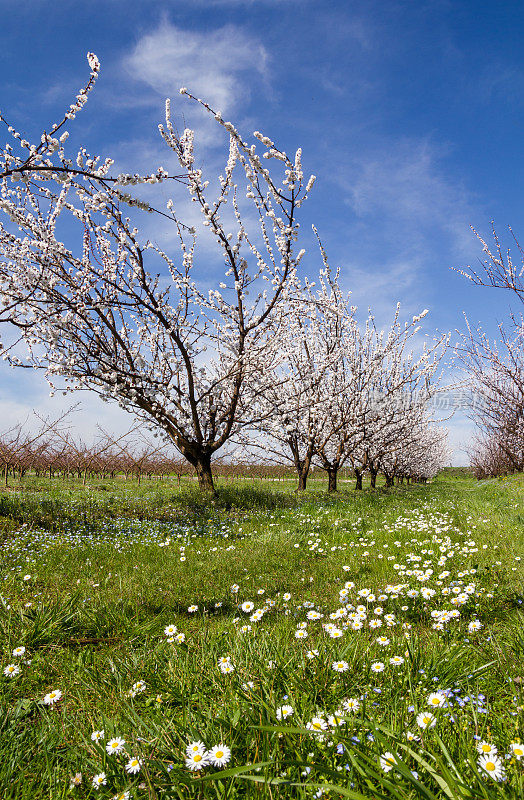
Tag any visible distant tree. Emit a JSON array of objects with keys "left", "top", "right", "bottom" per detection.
[{"left": 248, "top": 261, "right": 352, "bottom": 492}]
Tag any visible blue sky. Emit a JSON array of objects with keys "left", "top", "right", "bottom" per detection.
[{"left": 2, "top": 0, "right": 524, "bottom": 464}]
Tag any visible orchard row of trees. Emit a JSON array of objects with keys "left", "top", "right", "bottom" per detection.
[
  {"left": 0, "top": 54, "right": 450, "bottom": 492},
  {"left": 0, "top": 416, "right": 183, "bottom": 486},
  {"left": 0, "top": 414, "right": 444, "bottom": 490}
]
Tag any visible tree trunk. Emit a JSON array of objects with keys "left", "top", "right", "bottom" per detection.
[
  {"left": 194, "top": 454, "right": 216, "bottom": 494},
  {"left": 369, "top": 468, "right": 377, "bottom": 489},
  {"left": 385, "top": 474, "right": 394, "bottom": 487},
  {"left": 327, "top": 467, "right": 338, "bottom": 493},
  {"left": 354, "top": 470, "right": 363, "bottom": 490},
  {"left": 297, "top": 468, "right": 308, "bottom": 491}
]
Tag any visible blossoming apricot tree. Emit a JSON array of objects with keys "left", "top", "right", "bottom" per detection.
[
  {"left": 457, "top": 226, "right": 524, "bottom": 477},
  {"left": 0, "top": 54, "right": 315, "bottom": 493}
]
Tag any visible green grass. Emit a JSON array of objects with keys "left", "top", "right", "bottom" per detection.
[{"left": 0, "top": 473, "right": 523, "bottom": 798}]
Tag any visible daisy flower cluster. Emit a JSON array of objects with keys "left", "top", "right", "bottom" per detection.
[
  {"left": 277, "top": 508, "right": 504, "bottom": 660},
  {"left": 85, "top": 730, "right": 143, "bottom": 792},
  {"left": 185, "top": 740, "right": 231, "bottom": 771}
]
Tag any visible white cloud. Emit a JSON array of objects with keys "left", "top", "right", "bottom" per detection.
[{"left": 124, "top": 21, "right": 268, "bottom": 114}]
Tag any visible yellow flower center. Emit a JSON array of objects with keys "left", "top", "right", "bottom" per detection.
[
  {"left": 194, "top": 755, "right": 202, "bottom": 762},
  {"left": 486, "top": 762, "right": 495, "bottom": 771},
  {"left": 481, "top": 745, "right": 490, "bottom": 752},
  {"left": 216, "top": 751, "right": 224, "bottom": 759}
]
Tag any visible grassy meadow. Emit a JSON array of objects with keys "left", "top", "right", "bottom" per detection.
[{"left": 0, "top": 471, "right": 523, "bottom": 799}]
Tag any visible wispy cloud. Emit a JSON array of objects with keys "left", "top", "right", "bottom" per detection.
[
  {"left": 345, "top": 138, "right": 475, "bottom": 255},
  {"left": 309, "top": 136, "right": 480, "bottom": 318},
  {"left": 124, "top": 21, "right": 269, "bottom": 114},
  {"left": 477, "top": 62, "right": 524, "bottom": 107}
]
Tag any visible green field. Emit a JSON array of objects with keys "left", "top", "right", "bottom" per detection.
[{"left": 1, "top": 472, "right": 523, "bottom": 799}]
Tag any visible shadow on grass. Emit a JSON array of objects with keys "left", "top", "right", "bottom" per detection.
[{"left": 0, "top": 477, "right": 436, "bottom": 531}]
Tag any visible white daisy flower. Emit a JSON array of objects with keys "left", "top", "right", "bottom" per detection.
[
  {"left": 113, "top": 791, "right": 130, "bottom": 800},
  {"left": 306, "top": 717, "right": 328, "bottom": 733},
  {"left": 416, "top": 712, "right": 436, "bottom": 729},
  {"left": 3, "top": 664, "right": 20, "bottom": 677},
  {"left": 343, "top": 698, "right": 360, "bottom": 713},
  {"left": 389, "top": 656, "right": 405, "bottom": 666},
  {"left": 91, "top": 730, "right": 105, "bottom": 741},
  {"left": 477, "top": 754, "right": 505, "bottom": 781},
  {"left": 92, "top": 772, "right": 107, "bottom": 789},
  {"left": 476, "top": 741, "right": 497, "bottom": 756},
  {"left": 380, "top": 752, "right": 397, "bottom": 772},
  {"left": 186, "top": 741, "right": 207, "bottom": 757},
  {"left": 186, "top": 752, "right": 208, "bottom": 770},
  {"left": 106, "top": 737, "right": 126, "bottom": 755},
  {"left": 427, "top": 692, "right": 447, "bottom": 707},
  {"left": 208, "top": 744, "right": 231, "bottom": 767},
  {"left": 125, "top": 756, "right": 142, "bottom": 774},
  {"left": 307, "top": 610, "right": 322, "bottom": 620},
  {"left": 276, "top": 705, "right": 294, "bottom": 720},
  {"left": 43, "top": 689, "right": 62, "bottom": 705}
]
